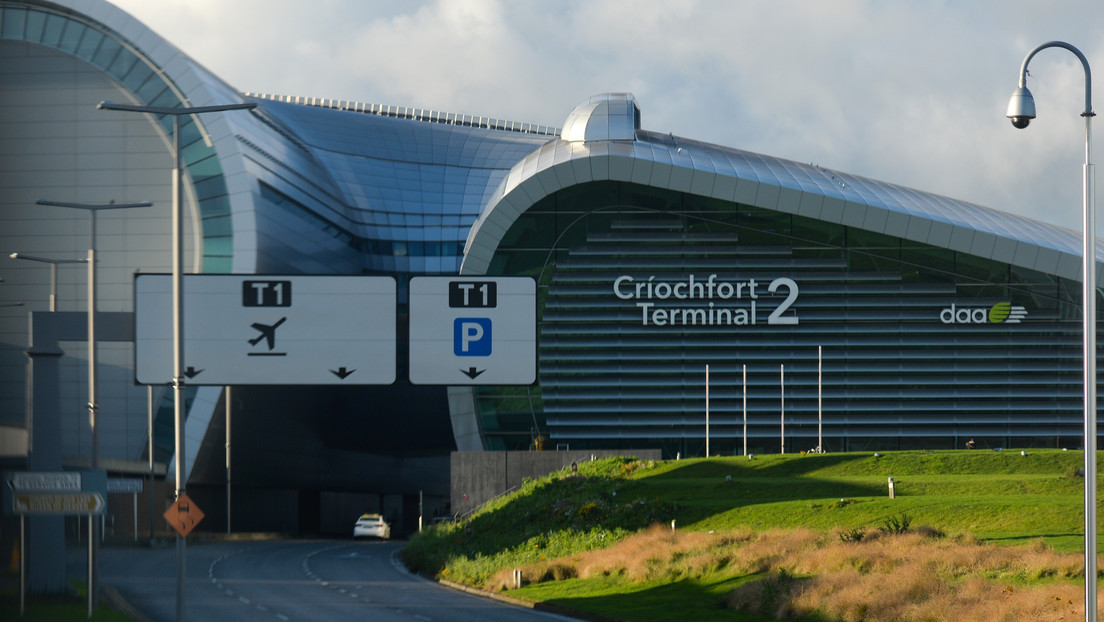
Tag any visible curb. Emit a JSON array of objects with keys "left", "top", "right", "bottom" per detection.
[
  {"left": 438, "top": 578, "right": 621, "bottom": 622},
  {"left": 101, "top": 584, "right": 154, "bottom": 622}
]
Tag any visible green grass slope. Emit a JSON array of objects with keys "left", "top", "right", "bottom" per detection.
[
  {"left": 405, "top": 450, "right": 1093, "bottom": 585},
  {"left": 404, "top": 450, "right": 1096, "bottom": 621}
]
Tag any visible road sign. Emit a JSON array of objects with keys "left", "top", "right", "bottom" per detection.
[
  {"left": 4, "top": 470, "right": 108, "bottom": 515},
  {"left": 11, "top": 471, "right": 80, "bottom": 491},
  {"left": 107, "top": 478, "right": 144, "bottom": 494},
  {"left": 12, "top": 493, "right": 104, "bottom": 515},
  {"left": 163, "top": 493, "right": 204, "bottom": 538},
  {"left": 408, "top": 277, "right": 536, "bottom": 385},
  {"left": 135, "top": 275, "right": 396, "bottom": 385}
]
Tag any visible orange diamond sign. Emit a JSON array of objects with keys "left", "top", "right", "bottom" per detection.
[{"left": 163, "top": 493, "right": 205, "bottom": 538}]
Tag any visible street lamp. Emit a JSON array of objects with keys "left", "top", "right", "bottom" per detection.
[
  {"left": 97, "top": 99, "right": 256, "bottom": 622},
  {"left": 9, "top": 253, "right": 88, "bottom": 312},
  {"left": 34, "top": 198, "right": 151, "bottom": 617},
  {"left": 35, "top": 199, "right": 152, "bottom": 469},
  {"left": 1007, "top": 41, "right": 1096, "bottom": 620}
]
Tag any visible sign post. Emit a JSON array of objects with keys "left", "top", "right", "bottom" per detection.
[
  {"left": 4, "top": 471, "right": 106, "bottom": 617},
  {"left": 408, "top": 277, "right": 536, "bottom": 385}
]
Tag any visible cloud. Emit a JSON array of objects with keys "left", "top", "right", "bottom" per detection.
[{"left": 109, "top": 0, "right": 1104, "bottom": 231}]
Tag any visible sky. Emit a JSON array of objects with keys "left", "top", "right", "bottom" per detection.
[{"left": 109, "top": 0, "right": 1104, "bottom": 233}]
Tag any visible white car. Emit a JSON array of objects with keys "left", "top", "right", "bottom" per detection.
[{"left": 353, "top": 513, "right": 391, "bottom": 539}]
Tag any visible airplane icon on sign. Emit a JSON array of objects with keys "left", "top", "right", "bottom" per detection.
[{"left": 248, "top": 317, "right": 286, "bottom": 350}]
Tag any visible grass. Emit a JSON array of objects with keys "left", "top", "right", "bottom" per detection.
[
  {"left": 0, "top": 580, "right": 134, "bottom": 622},
  {"left": 404, "top": 449, "right": 1101, "bottom": 621}
]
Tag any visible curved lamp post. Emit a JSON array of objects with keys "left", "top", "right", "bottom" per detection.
[
  {"left": 97, "top": 99, "right": 256, "bottom": 622},
  {"left": 1007, "top": 41, "right": 1096, "bottom": 619}
]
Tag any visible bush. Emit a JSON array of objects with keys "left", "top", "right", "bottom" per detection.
[
  {"left": 839, "top": 527, "right": 867, "bottom": 543},
  {"left": 878, "top": 513, "right": 911, "bottom": 535}
]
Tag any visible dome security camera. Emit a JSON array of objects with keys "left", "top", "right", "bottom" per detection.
[{"left": 1006, "top": 86, "right": 1036, "bottom": 129}]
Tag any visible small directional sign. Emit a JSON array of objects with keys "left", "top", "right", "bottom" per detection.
[
  {"left": 409, "top": 276, "right": 536, "bottom": 385},
  {"left": 13, "top": 493, "right": 105, "bottom": 515},
  {"left": 135, "top": 275, "right": 396, "bottom": 385},
  {"left": 4, "top": 470, "right": 107, "bottom": 516}
]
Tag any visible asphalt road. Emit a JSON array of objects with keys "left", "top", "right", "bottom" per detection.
[{"left": 95, "top": 539, "right": 578, "bottom": 622}]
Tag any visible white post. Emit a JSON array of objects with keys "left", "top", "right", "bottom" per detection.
[
  {"left": 742, "top": 364, "right": 748, "bottom": 457},
  {"left": 705, "top": 364, "right": 710, "bottom": 458},
  {"left": 780, "top": 364, "right": 785, "bottom": 455},
  {"left": 818, "top": 346, "right": 823, "bottom": 452}
]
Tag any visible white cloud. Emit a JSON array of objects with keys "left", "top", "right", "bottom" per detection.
[{"left": 108, "top": 0, "right": 1104, "bottom": 231}]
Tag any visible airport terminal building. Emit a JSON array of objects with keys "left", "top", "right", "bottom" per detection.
[{"left": 0, "top": 1, "right": 1099, "bottom": 530}]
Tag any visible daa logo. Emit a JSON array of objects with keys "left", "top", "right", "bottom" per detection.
[{"left": 940, "top": 302, "right": 1027, "bottom": 324}]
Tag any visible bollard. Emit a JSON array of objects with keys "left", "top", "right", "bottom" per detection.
[
  {"left": 513, "top": 568, "right": 523, "bottom": 589},
  {"left": 671, "top": 519, "right": 676, "bottom": 532},
  {"left": 887, "top": 477, "right": 895, "bottom": 499}
]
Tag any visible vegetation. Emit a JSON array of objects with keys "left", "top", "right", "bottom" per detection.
[
  {"left": 403, "top": 450, "right": 1101, "bottom": 621},
  {"left": 0, "top": 581, "right": 134, "bottom": 622}
]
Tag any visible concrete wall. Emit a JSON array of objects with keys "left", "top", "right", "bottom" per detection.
[{"left": 450, "top": 449, "right": 662, "bottom": 518}]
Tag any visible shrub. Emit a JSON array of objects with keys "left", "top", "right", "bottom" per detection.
[
  {"left": 878, "top": 513, "right": 911, "bottom": 535},
  {"left": 839, "top": 527, "right": 867, "bottom": 543}
]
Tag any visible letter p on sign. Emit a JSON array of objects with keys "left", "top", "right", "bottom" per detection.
[{"left": 454, "top": 318, "right": 492, "bottom": 356}]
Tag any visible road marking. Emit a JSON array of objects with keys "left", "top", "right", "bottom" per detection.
[
  {"left": 239, "top": 596, "right": 251, "bottom": 605},
  {"left": 276, "top": 614, "right": 289, "bottom": 621}
]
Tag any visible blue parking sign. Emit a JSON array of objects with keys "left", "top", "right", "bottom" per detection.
[{"left": 454, "top": 318, "right": 492, "bottom": 356}]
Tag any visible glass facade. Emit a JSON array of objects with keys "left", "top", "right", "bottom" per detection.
[
  {"left": 480, "top": 181, "right": 1089, "bottom": 456},
  {"left": 0, "top": 4, "right": 234, "bottom": 272}
]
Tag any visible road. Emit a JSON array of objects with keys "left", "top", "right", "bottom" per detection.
[{"left": 97, "top": 539, "right": 577, "bottom": 622}]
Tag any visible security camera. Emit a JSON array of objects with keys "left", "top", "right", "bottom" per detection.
[{"left": 1006, "top": 87, "right": 1035, "bottom": 129}]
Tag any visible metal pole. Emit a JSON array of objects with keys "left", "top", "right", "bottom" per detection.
[
  {"left": 87, "top": 211, "right": 100, "bottom": 615},
  {"left": 780, "top": 364, "right": 785, "bottom": 455},
  {"left": 705, "top": 364, "right": 710, "bottom": 458},
  {"left": 19, "top": 516, "right": 25, "bottom": 617},
  {"left": 96, "top": 98, "right": 256, "bottom": 622},
  {"left": 818, "top": 346, "right": 823, "bottom": 452},
  {"left": 1082, "top": 107, "right": 1097, "bottom": 621},
  {"left": 742, "top": 364, "right": 747, "bottom": 457},
  {"left": 148, "top": 385, "right": 155, "bottom": 544},
  {"left": 48, "top": 262, "right": 56, "bottom": 312},
  {"left": 88, "top": 210, "right": 97, "bottom": 470},
  {"left": 226, "top": 386, "right": 231, "bottom": 534},
  {"left": 171, "top": 113, "right": 187, "bottom": 622},
  {"left": 1009, "top": 44, "right": 1096, "bottom": 619},
  {"left": 87, "top": 515, "right": 93, "bottom": 618}
]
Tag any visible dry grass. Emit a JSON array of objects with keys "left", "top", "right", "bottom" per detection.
[{"left": 490, "top": 525, "right": 1097, "bottom": 620}]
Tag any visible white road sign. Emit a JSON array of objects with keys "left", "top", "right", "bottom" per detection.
[
  {"left": 408, "top": 276, "right": 536, "bottom": 385},
  {"left": 135, "top": 275, "right": 396, "bottom": 385},
  {"left": 11, "top": 471, "right": 81, "bottom": 491}
]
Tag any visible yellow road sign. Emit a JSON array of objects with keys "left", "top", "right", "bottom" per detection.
[
  {"left": 12, "top": 492, "right": 104, "bottom": 515},
  {"left": 163, "top": 493, "right": 205, "bottom": 538}
]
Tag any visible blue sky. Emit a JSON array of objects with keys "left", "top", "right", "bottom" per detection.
[{"left": 111, "top": 0, "right": 1104, "bottom": 233}]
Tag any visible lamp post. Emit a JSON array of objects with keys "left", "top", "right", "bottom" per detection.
[
  {"left": 33, "top": 198, "right": 151, "bottom": 616},
  {"left": 34, "top": 199, "right": 152, "bottom": 471},
  {"left": 97, "top": 99, "right": 256, "bottom": 622},
  {"left": 1007, "top": 41, "right": 1096, "bottom": 620},
  {"left": 8, "top": 253, "right": 88, "bottom": 311}
]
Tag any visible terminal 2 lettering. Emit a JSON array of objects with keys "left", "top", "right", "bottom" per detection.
[{"left": 612, "top": 275, "right": 799, "bottom": 327}]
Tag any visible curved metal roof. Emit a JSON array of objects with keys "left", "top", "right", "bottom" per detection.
[{"left": 464, "top": 93, "right": 1099, "bottom": 284}]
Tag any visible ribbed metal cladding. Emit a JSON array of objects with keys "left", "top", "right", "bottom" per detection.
[{"left": 537, "top": 216, "right": 1085, "bottom": 450}]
